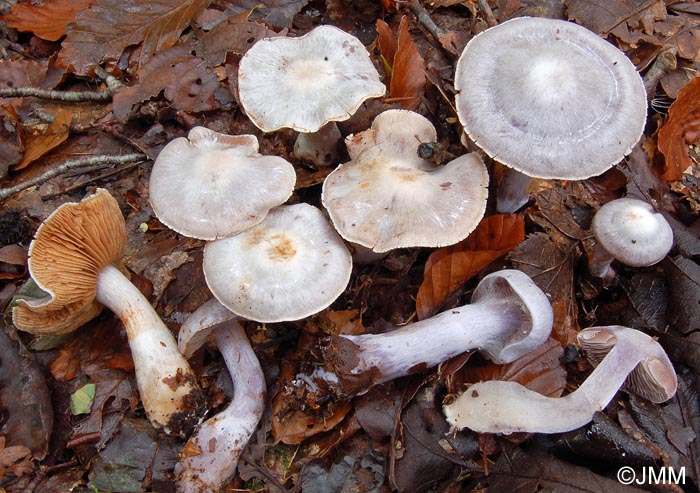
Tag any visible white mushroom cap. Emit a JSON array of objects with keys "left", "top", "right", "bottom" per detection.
[
  {"left": 203, "top": 203, "right": 352, "bottom": 323},
  {"left": 592, "top": 198, "right": 673, "bottom": 267},
  {"left": 238, "top": 25, "right": 385, "bottom": 133},
  {"left": 322, "top": 109, "right": 489, "bottom": 252},
  {"left": 455, "top": 17, "right": 647, "bottom": 180},
  {"left": 149, "top": 126, "right": 296, "bottom": 240}
]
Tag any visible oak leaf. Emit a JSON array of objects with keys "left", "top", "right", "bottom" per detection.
[
  {"left": 416, "top": 214, "right": 525, "bottom": 320},
  {"left": 658, "top": 76, "right": 700, "bottom": 182},
  {"left": 4, "top": 0, "right": 93, "bottom": 42},
  {"left": 56, "top": 0, "right": 211, "bottom": 76}
]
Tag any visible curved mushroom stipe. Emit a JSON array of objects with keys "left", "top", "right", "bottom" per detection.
[
  {"left": 443, "top": 325, "right": 677, "bottom": 434},
  {"left": 306, "top": 269, "right": 553, "bottom": 398},
  {"left": 175, "top": 299, "right": 266, "bottom": 493}
]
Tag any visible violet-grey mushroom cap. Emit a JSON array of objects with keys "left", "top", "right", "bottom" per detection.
[
  {"left": 322, "top": 109, "right": 489, "bottom": 253},
  {"left": 473, "top": 269, "right": 553, "bottom": 364},
  {"left": 455, "top": 17, "right": 647, "bottom": 180},
  {"left": 591, "top": 198, "right": 673, "bottom": 267},
  {"left": 578, "top": 326, "right": 677, "bottom": 403},
  {"left": 238, "top": 25, "right": 385, "bottom": 133},
  {"left": 203, "top": 203, "right": 352, "bottom": 323},
  {"left": 149, "top": 126, "right": 296, "bottom": 240}
]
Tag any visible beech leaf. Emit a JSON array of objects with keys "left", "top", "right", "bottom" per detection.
[
  {"left": 658, "top": 76, "right": 700, "bottom": 182},
  {"left": 13, "top": 108, "right": 72, "bottom": 171},
  {"left": 416, "top": 214, "right": 525, "bottom": 320},
  {"left": 56, "top": 0, "right": 211, "bottom": 76},
  {"left": 5, "top": 0, "right": 92, "bottom": 42}
]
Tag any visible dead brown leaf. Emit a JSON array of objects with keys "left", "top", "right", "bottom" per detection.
[
  {"left": 5, "top": 0, "right": 93, "bottom": 42},
  {"left": 198, "top": 17, "right": 279, "bottom": 65},
  {"left": 0, "top": 245, "right": 27, "bottom": 280},
  {"left": 416, "top": 214, "right": 525, "bottom": 320},
  {"left": 0, "top": 437, "right": 33, "bottom": 480},
  {"left": 13, "top": 108, "right": 72, "bottom": 171},
  {"left": 57, "top": 0, "right": 211, "bottom": 76},
  {"left": 658, "top": 76, "right": 700, "bottom": 182}
]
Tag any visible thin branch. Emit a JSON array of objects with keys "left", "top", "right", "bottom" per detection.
[
  {"left": 409, "top": 0, "right": 447, "bottom": 40},
  {"left": 0, "top": 153, "right": 146, "bottom": 202},
  {"left": 0, "top": 87, "right": 112, "bottom": 102}
]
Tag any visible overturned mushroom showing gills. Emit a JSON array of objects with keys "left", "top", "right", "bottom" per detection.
[
  {"left": 322, "top": 109, "right": 489, "bottom": 252},
  {"left": 589, "top": 197, "right": 673, "bottom": 277},
  {"left": 176, "top": 299, "right": 265, "bottom": 493},
  {"left": 307, "top": 270, "right": 552, "bottom": 398},
  {"left": 454, "top": 17, "right": 647, "bottom": 211},
  {"left": 149, "top": 126, "right": 296, "bottom": 240},
  {"left": 204, "top": 203, "right": 353, "bottom": 323},
  {"left": 238, "top": 25, "right": 385, "bottom": 167},
  {"left": 12, "top": 189, "right": 204, "bottom": 436},
  {"left": 444, "top": 325, "right": 677, "bottom": 434}
]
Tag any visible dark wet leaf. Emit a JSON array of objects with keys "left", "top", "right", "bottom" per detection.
[
  {"left": 253, "top": 0, "right": 309, "bottom": 30},
  {"left": 0, "top": 320, "right": 53, "bottom": 460},
  {"left": 355, "top": 386, "right": 401, "bottom": 440},
  {"left": 663, "top": 256, "right": 700, "bottom": 334},
  {"left": 198, "top": 17, "right": 279, "bottom": 65},
  {"left": 300, "top": 451, "right": 385, "bottom": 493},
  {"left": 620, "top": 273, "right": 669, "bottom": 331}
]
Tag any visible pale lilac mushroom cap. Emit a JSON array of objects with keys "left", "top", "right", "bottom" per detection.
[
  {"left": 203, "top": 203, "right": 352, "bottom": 323},
  {"left": 455, "top": 17, "right": 647, "bottom": 180},
  {"left": 322, "top": 109, "right": 489, "bottom": 253},
  {"left": 238, "top": 25, "right": 385, "bottom": 133},
  {"left": 592, "top": 198, "right": 673, "bottom": 267},
  {"left": 149, "top": 126, "right": 296, "bottom": 240}
]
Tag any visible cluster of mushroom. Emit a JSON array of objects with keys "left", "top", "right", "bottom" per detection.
[{"left": 10, "top": 15, "right": 682, "bottom": 493}]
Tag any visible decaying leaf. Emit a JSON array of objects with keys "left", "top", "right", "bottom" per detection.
[
  {"left": 13, "top": 108, "right": 72, "bottom": 171},
  {"left": 658, "top": 76, "right": 700, "bottom": 182},
  {"left": 376, "top": 16, "right": 426, "bottom": 110},
  {"left": 4, "top": 0, "right": 93, "bottom": 42},
  {"left": 57, "top": 0, "right": 211, "bottom": 75},
  {"left": 0, "top": 437, "right": 33, "bottom": 480},
  {"left": 0, "top": 245, "right": 27, "bottom": 280},
  {"left": 416, "top": 214, "right": 525, "bottom": 320},
  {"left": 198, "top": 17, "right": 279, "bottom": 65}
]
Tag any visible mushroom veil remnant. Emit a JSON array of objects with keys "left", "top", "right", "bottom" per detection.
[
  {"left": 12, "top": 189, "right": 204, "bottom": 436},
  {"left": 238, "top": 25, "right": 385, "bottom": 167},
  {"left": 322, "top": 109, "right": 489, "bottom": 253},
  {"left": 444, "top": 325, "right": 677, "bottom": 434},
  {"left": 454, "top": 17, "right": 647, "bottom": 212},
  {"left": 149, "top": 126, "right": 296, "bottom": 240},
  {"left": 589, "top": 197, "right": 674, "bottom": 277}
]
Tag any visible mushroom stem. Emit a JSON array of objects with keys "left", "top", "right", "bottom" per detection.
[
  {"left": 294, "top": 122, "right": 342, "bottom": 167},
  {"left": 304, "top": 270, "right": 552, "bottom": 398},
  {"left": 496, "top": 167, "right": 532, "bottom": 213},
  {"left": 95, "top": 264, "right": 203, "bottom": 435},
  {"left": 443, "top": 326, "right": 677, "bottom": 434},
  {"left": 175, "top": 303, "right": 266, "bottom": 493},
  {"left": 588, "top": 242, "right": 615, "bottom": 278}
]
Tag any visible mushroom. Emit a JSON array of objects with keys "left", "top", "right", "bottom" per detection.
[
  {"left": 589, "top": 197, "right": 673, "bottom": 277},
  {"left": 322, "top": 109, "right": 489, "bottom": 253},
  {"left": 12, "top": 189, "right": 205, "bottom": 435},
  {"left": 303, "top": 269, "right": 552, "bottom": 399},
  {"left": 454, "top": 17, "right": 647, "bottom": 212},
  {"left": 203, "top": 203, "right": 352, "bottom": 323},
  {"left": 238, "top": 25, "right": 385, "bottom": 167},
  {"left": 149, "top": 126, "right": 296, "bottom": 240},
  {"left": 175, "top": 299, "right": 265, "bottom": 493},
  {"left": 443, "top": 325, "right": 677, "bottom": 434}
]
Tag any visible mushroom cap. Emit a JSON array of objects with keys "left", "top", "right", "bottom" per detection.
[
  {"left": 178, "top": 298, "right": 237, "bottom": 358},
  {"left": 322, "top": 109, "right": 489, "bottom": 252},
  {"left": 12, "top": 189, "right": 126, "bottom": 334},
  {"left": 203, "top": 203, "right": 353, "bottom": 323},
  {"left": 455, "top": 17, "right": 647, "bottom": 180},
  {"left": 592, "top": 198, "right": 673, "bottom": 267},
  {"left": 149, "top": 127, "right": 296, "bottom": 240},
  {"left": 578, "top": 325, "right": 677, "bottom": 403},
  {"left": 238, "top": 25, "right": 385, "bottom": 133}
]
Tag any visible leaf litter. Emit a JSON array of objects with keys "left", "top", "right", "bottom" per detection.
[{"left": 0, "top": 0, "right": 699, "bottom": 491}]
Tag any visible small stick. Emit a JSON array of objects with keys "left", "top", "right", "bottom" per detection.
[
  {"left": 408, "top": 0, "right": 446, "bottom": 39},
  {"left": 643, "top": 47, "right": 678, "bottom": 100},
  {"left": 0, "top": 87, "right": 112, "bottom": 102},
  {"left": 477, "top": 0, "right": 498, "bottom": 27},
  {"left": 0, "top": 153, "right": 146, "bottom": 202}
]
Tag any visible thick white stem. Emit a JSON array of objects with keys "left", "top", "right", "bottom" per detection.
[
  {"left": 497, "top": 167, "right": 532, "bottom": 213},
  {"left": 96, "top": 265, "right": 202, "bottom": 435},
  {"left": 176, "top": 320, "right": 265, "bottom": 493},
  {"left": 294, "top": 122, "right": 342, "bottom": 167},
  {"left": 588, "top": 242, "right": 615, "bottom": 278},
  {"left": 342, "top": 300, "right": 525, "bottom": 384}
]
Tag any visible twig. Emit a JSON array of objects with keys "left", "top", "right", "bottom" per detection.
[
  {"left": 477, "top": 0, "right": 498, "bottom": 27},
  {"left": 0, "top": 153, "right": 146, "bottom": 202},
  {"left": 0, "top": 87, "right": 112, "bottom": 102},
  {"left": 409, "top": 0, "right": 446, "bottom": 39},
  {"left": 643, "top": 47, "right": 678, "bottom": 99}
]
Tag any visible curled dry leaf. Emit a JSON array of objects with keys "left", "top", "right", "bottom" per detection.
[
  {"left": 658, "top": 76, "right": 700, "bottom": 182},
  {"left": 4, "top": 0, "right": 93, "bottom": 42},
  {"left": 415, "top": 214, "right": 525, "bottom": 320},
  {"left": 12, "top": 108, "right": 72, "bottom": 171}
]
